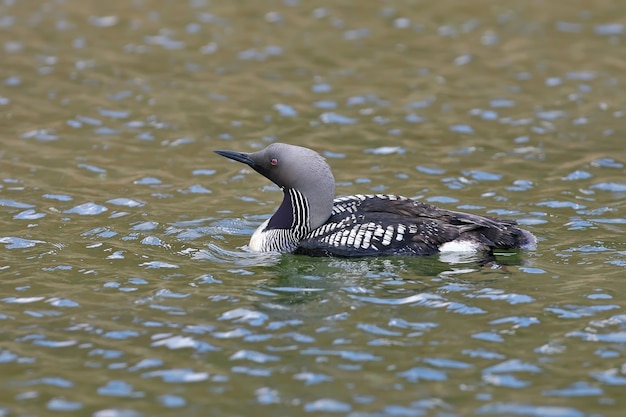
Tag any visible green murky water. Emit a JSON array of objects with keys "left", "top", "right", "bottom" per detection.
[{"left": 1, "top": 1, "right": 626, "bottom": 416}]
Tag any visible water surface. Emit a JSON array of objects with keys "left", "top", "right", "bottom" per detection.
[{"left": 1, "top": 1, "right": 626, "bottom": 416}]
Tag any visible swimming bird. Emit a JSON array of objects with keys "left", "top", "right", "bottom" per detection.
[{"left": 215, "top": 143, "right": 536, "bottom": 257}]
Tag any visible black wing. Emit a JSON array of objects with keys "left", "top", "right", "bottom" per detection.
[{"left": 295, "top": 194, "right": 533, "bottom": 257}]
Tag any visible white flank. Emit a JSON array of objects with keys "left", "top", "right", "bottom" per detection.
[{"left": 438, "top": 239, "right": 481, "bottom": 253}]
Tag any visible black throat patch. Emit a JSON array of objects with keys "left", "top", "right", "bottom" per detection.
[{"left": 265, "top": 190, "right": 294, "bottom": 230}]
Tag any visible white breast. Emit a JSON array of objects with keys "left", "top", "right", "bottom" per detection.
[{"left": 249, "top": 219, "right": 270, "bottom": 251}]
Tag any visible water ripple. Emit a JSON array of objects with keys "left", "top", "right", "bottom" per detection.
[
  {"left": 350, "top": 293, "right": 486, "bottom": 315},
  {"left": 64, "top": 202, "right": 108, "bottom": 215},
  {"left": 304, "top": 398, "right": 351, "bottom": 413},
  {"left": 230, "top": 350, "right": 280, "bottom": 363},
  {"left": 466, "top": 288, "right": 535, "bottom": 304},
  {"left": 141, "top": 369, "right": 210, "bottom": 383},
  {"left": 0, "top": 236, "right": 45, "bottom": 249},
  {"left": 2, "top": 1, "right": 625, "bottom": 416},
  {"left": 319, "top": 112, "right": 357, "bottom": 124},
  {"left": 300, "top": 348, "right": 381, "bottom": 362},
  {"left": 189, "top": 243, "right": 280, "bottom": 266},
  {"left": 398, "top": 366, "right": 447, "bottom": 382},
  {"left": 543, "top": 381, "right": 603, "bottom": 397},
  {"left": 475, "top": 403, "right": 585, "bottom": 417}
]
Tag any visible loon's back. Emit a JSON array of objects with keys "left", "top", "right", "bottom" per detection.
[{"left": 295, "top": 194, "right": 536, "bottom": 257}]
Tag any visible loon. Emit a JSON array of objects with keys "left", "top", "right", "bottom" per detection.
[{"left": 214, "top": 143, "right": 536, "bottom": 257}]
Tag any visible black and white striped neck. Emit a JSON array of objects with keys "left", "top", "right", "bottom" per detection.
[{"left": 249, "top": 188, "right": 311, "bottom": 252}]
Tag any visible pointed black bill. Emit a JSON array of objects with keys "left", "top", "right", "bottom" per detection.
[{"left": 214, "top": 149, "right": 255, "bottom": 167}]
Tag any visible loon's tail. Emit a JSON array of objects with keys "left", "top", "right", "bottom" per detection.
[{"left": 519, "top": 228, "right": 537, "bottom": 250}]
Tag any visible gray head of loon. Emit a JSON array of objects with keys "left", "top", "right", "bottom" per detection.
[{"left": 214, "top": 143, "right": 336, "bottom": 230}]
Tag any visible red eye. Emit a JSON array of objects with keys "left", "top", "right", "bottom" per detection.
[{"left": 270, "top": 158, "right": 278, "bottom": 166}]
